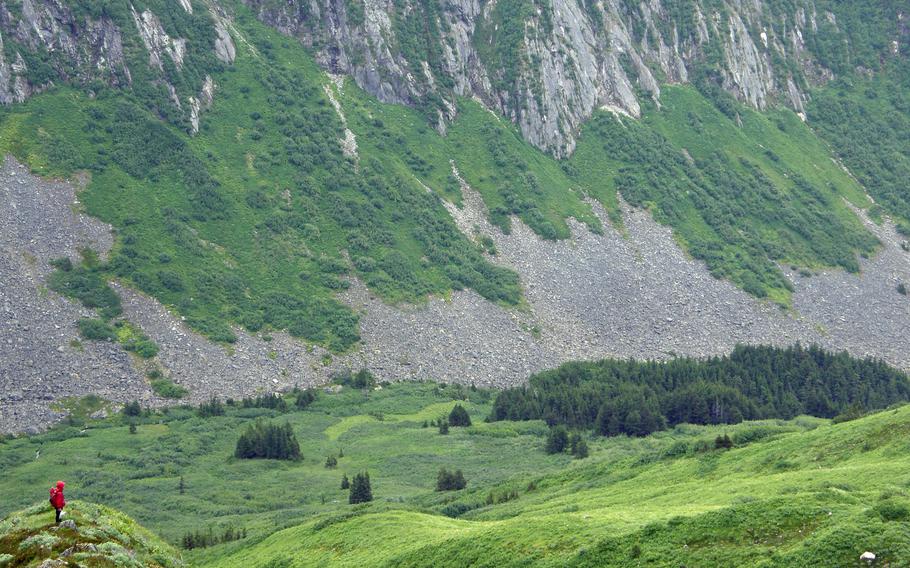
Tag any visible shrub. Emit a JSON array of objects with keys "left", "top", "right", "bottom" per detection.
[
  {"left": 439, "top": 420, "right": 450, "bottom": 435},
  {"left": 545, "top": 425, "right": 569, "bottom": 454},
  {"left": 197, "top": 397, "right": 225, "bottom": 418},
  {"left": 340, "top": 474, "right": 350, "bottom": 490},
  {"left": 436, "top": 468, "right": 467, "bottom": 491},
  {"left": 573, "top": 438, "right": 589, "bottom": 459},
  {"left": 122, "top": 400, "right": 142, "bottom": 417},
  {"left": 833, "top": 403, "right": 866, "bottom": 424},
  {"left": 714, "top": 434, "right": 734, "bottom": 450},
  {"left": 333, "top": 369, "right": 376, "bottom": 389},
  {"left": 325, "top": 455, "right": 338, "bottom": 468},
  {"left": 295, "top": 389, "right": 316, "bottom": 409},
  {"left": 78, "top": 318, "right": 117, "bottom": 341},
  {"left": 150, "top": 378, "right": 188, "bottom": 399},
  {"left": 875, "top": 499, "right": 910, "bottom": 522}
]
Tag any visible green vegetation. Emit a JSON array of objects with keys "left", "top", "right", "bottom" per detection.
[
  {"left": 808, "top": 59, "right": 910, "bottom": 225},
  {"left": 0, "top": 8, "right": 521, "bottom": 351},
  {"left": 491, "top": 344, "right": 910, "bottom": 436},
  {"left": 3, "top": 369, "right": 910, "bottom": 566},
  {"left": 0, "top": 501, "right": 182, "bottom": 567},
  {"left": 234, "top": 421, "right": 301, "bottom": 460},
  {"left": 348, "top": 472, "right": 373, "bottom": 504},
  {"left": 435, "top": 468, "right": 467, "bottom": 491},
  {"left": 1, "top": 0, "right": 895, "bottom": 347},
  {"left": 448, "top": 404, "right": 472, "bottom": 427},
  {"left": 569, "top": 88, "right": 878, "bottom": 303},
  {"left": 149, "top": 377, "right": 189, "bottom": 400}
]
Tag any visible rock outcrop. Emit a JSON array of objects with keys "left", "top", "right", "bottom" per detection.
[{"left": 241, "top": 0, "right": 902, "bottom": 155}]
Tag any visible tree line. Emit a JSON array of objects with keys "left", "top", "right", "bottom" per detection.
[{"left": 490, "top": 344, "right": 910, "bottom": 437}]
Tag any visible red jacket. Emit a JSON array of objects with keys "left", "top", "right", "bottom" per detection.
[{"left": 49, "top": 482, "right": 65, "bottom": 509}]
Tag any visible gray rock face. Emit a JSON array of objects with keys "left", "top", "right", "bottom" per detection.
[
  {"left": 241, "top": 0, "right": 873, "bottom": 156},
  {"left": 0, "top": 0, "right": 234, "bottom": 132},
  {"left": 0, "top": 0, "right": 129, "bottom": 103},
  {"left": 2, "top": 155, "right": 908, "bottom": 433}
]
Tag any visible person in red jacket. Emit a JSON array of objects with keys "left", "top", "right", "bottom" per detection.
[{"left": 49, "top": 481, "right": 66, "bottom": 524}]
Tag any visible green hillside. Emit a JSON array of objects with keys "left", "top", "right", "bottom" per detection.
[
  {"left": 204, "top": 401, "right": 910, "bottom": 567},
  {"left": 0, "top": 501, "right": 182, "bottom": 567},
  {"left": 1, "top": 347, "right": 909, "bottom": 567},
  {"left": 2, "top": 0, "right": 906, "bottom": 353}
]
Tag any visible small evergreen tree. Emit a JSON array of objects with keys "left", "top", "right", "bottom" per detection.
[
  {"left": 573, "top": 438, "right": 589, "bottom": 459},
  {"left": 545, "top": 425, "right": 569, "bottom": 454},
  {"left": 122, "top": 400, "right": 142, "bottom": 417},
  {"left": 439, "top": 420, "right": 450, "bottom": 435},
  {"left": 295, "top": 389, "right": 316, "bottom": 409},
  {"left": 436, "top": 468, "right": 468, "bottom": 491},
  {"left": 714, "top": 434, "right": 733, "bottom": 450},
  {"left": 349, "top": 472, "right": 373, "bottom": 504},
  {"left": 197, "top": 397, "right": 225, "bottom": 418},
  {"left": 448, "top": 404, "right": 472, "bottom": 427},
  {"left": 129, "top": 421, "right": 137, "bottom": 434},
  {"left": 325, "top": 455, "right": 338, "bottom": 468},
  {"left": 179, "top": 475, "right": 185, "bottom": 495},
  {"left": 340, "top": 474, "right": 350, "bottom": 490}
]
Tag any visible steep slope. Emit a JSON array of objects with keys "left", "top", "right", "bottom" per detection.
[
  {"left": 243, "top": 0, "right": 906, "bottom": 156},
  {"left": 205, "top": 402, "right": 910, "bottom": 567},
  {"left": 1, "top": 0, "right": 909, "bottom": 432}
]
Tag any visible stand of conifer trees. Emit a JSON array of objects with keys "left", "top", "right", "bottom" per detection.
[
  {"left": 234, "top": 421, "right": 301, "bottom": 460},
  {"left": 490, "top": 344, "right": 910, "bottom": 438}
]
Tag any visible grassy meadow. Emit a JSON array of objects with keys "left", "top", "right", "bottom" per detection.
[{"left": 1, "top": 381, "right": 909, "bottom": 566}]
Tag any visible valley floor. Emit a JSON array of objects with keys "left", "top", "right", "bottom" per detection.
[{"left": 1, "top": 382, "right": 909, "bottom": 567}]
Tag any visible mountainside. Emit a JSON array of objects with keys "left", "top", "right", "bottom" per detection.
[{"left": 0, "top": 0, "right": 909, "bottom": 432}]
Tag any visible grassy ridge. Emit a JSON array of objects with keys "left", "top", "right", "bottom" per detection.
[
  {"left": 208, "top": 404, "right": 910, "bottom": 567},
  {"left": 0, "top": 501, "right": 182, "bottom": 567}
]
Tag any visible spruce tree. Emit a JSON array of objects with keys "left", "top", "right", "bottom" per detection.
[
  {"left": 439, "top": 420, "right": 450, "bottom": 435},
  {"left": 341, "top": 474, "right": 350, "bottom": 490},
  {"left": 545, "top": 425, "right": 569, "bottom": 454},
  {"left": 349, "top": 472, "right": 373, "bottom": 504},
  {"left": 325, "top": 455, "right": 338, "bottom": 468},
  {"left": 448, "top": 404, "right": 472, "bottom": 427},
  {"left": 573, "top": 439, "right": 589, "bottom": 459}
]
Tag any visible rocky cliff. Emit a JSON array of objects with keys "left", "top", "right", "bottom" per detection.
[
  {"left": 2, "top": 1, "right": 905, "bottom": 154},
  {"left": 242, "top": 0, "right": 903, "bottom": 155}
]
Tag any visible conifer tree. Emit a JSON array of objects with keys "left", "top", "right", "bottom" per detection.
[
  {"left": 545, "top": 425, "right": 569, "bottom": 454},
  {"left": 349, "top": 472, "right": 373, "bottom": 504},
  {"left": 341, "top": 474, "right": 350, "bottom": 490},
  {"left": 439, "top": 420, "right": 450, "bottom": 435},
  {"left": 573, "top": 439, "right": 589, "bottom": 459},
  {"left": 448, "top": 404, "right": 472, "bottom": 427}
]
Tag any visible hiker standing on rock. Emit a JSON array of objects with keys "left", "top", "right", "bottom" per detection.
[{"left": 49, "top": 481, "right": 66, "bottom": 524}]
